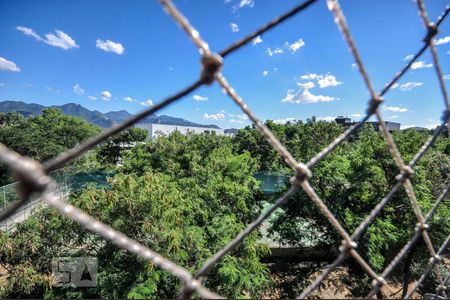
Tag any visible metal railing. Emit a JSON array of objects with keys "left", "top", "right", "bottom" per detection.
[{"left": 0, "top": 0, "right": 449, "bottom": 298}]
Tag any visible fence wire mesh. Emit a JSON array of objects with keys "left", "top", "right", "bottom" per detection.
[{"left": 0, "top": 0, "right": 449, "bottom": 298}]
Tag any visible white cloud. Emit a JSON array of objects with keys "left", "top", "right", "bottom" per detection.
[
  {"left": 101, "top": 90, "right": 112, "bottom": 101},
  {"left": 400, "top": 124, "right": 416, "bottom": 130},
  {"left": 284, "top": 38, "right": 305, "bottom": 53},
  {"left": 382, "top": 105, "right": 408, "bottom": 113},
  {"left": 383, "top": 82, "right": 399, "bottom": 90},
  {"left": 403, "top": 54, "right": 414, "bottom": 61},
  {"left": 317, "top": 74, "right": 342, "bottom": 88},
  {"left": 402, "top": 123, "right": 438, "bottom": 130},
  {"left": 46, "top": 86, "right": 60, "bottom": 93},
  {"left": 301, "top": 73, "right": 342, "bottom": 88},
  {"left": 203, "top": 113, "right": 225, "bottom": 120},
  {"left": 230, "top": 23, "right": 239, "bottom": 33},
  {"left": 262, "top": 70, "right": 269, "bottom": 76},
  {"left": 281, "top": 88, "right": 338, "bottom": 104},
  {"left": 123, "top": 96, "right": 136, "bottom": 102},
  {"left": 444, "top": 74, "right": 450, "bottom": 80},
  {"left": 435, "top": 36, "right": 450, "bottom": 45},
  {"left": 284, "top": 73, "right": 341, "bottom": 104},
  {"left": 424, "top": 123, "right": 441, "bottom": 129},
  {"left": 400, "top": 82, "right": 423, "bottom": 91},
  {"left": 252, "top": 35, "right": 262, "bottom": 45},
  {"left": 447, "top": 50, "right": 450, "bottom": 55},
  {"left": 193, "top": 94, "right": 208, "bottom": 101},
  {"left": 300, "top": 73, "right": 320, "bottom": 80},
  {"left": 88, "top": 96, "right": 97, "bottom": 100},
  {"left": 226, "top": 112, "right": 248, "bottom": 121},
  {"left": 273, "top": 117, "right": 296, "bottom": 124},
  {"left": 388, "top": 115, "right": 400, "bottom": 119},
  {"left": 0, "top": 57, "right": 21, "bottom": 72},
  {"left": 238, "top": 0, "right": 254, "bottom": 8},
  {"left": 227, "top": 109, "right": 248, "bottom": 124},
  {"left": 350, "top": 113, "right": 364, "bottom": 118},
  {"left": 16, "top": 26, "right": 42, "bottom": 41},
  {"left": 403, "top": 122, "right": 440, "bottom": 130},
  {"left": 17, "top": 26, "right": 79, "bottom": 50},
  {"left": 232, "top": 0, "right": 255, "bottom": 11},
  {"left": 45, "top": 30, "right": 79, "bottom": 50},
  {"left": 317, "top": 116, "right": 336, "bottom": 122},
  {"left": 297, "top": 81, "right": 315, "bottom": 89},
  {"left": 96, "top": 39, "right": 124, "bottom": 55},
  {"left": 266, "top": 47, "right": 284, "bottom": 56},
  {"left": 73, "top": 84, "right": 85, "bottom": 96},
  {"left": 411, "top": 61, "right": 432, "bottom": 70},
  {"left": 273, "top": 48, "right": 284, "bottom": 54},
  {"left": 140, "top": 99, "right": 153, "bottom": 106},
  {"left": 351, "top": 63, "right": 358, "bottom": 70}
]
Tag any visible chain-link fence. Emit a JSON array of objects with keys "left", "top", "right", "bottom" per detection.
[{"left": 0, "top": 0, "right": 449, "bottom": 298}]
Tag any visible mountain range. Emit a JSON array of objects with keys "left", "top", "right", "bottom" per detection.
[{"left": 0, "top": 100, "right": 220, "bottom": 129}]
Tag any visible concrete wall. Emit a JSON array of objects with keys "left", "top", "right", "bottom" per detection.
[{"left": 136, "top": 123, "right": 224, "bottom": 139}]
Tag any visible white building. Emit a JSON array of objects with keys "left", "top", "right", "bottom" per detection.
[{"left": 136, "top": 123, "right": 224, "bottom": 140}]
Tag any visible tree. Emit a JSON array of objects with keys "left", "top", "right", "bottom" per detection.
[
  {"left": 2, "top": 118, "right": 448, "bottom": 298},
  {"left": 96, "top": 127, "right": 148, "bottom": 165},
  {"left": 232, "top": 120, "right": 448, "bottom": 296},
  {"left": 232, "top": 118, "right": 345, "bottom": 172},
  {"left": 0, "top": 132, "right": 269, "bottom": 298},
  {"left": 266, "top": 124, "right": 449, "bottom": 296},
  {"left": 232, "top": 121, "right": 285, "bottom": 172},
  {"left": 0, "top": 109, "right": 100, "bottom": 185}
]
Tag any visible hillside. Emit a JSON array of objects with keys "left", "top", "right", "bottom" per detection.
[{"left": 0, "top": 100, "right": 220, "bottom": 129}]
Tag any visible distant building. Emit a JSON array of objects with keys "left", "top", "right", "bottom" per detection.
[
  {"left": 136, "top": 123, "right": 224, "bottom": 139},
  {"left": 335, "top": 116, "right": 400, "bottom": 132},
  {"left": 335, "top": 116, "right": 352, "bottom": 125}
]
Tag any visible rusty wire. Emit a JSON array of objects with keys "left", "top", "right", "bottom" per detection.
[{"left": 0, "top": 0, "right": 449, "bottom": 298}]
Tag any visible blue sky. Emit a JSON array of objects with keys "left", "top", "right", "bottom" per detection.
[{"left": 0, "top": 0, "right": 449, "bottom": 129}]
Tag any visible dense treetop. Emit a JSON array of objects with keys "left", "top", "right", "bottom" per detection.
[
  {"left": 0, "top": 109, "right": 101, "bottom": 186},
  {"left": 0, "top": 115, "right": 448, "bottom": 298}
]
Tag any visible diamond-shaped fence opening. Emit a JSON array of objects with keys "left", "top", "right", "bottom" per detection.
[{"left": 0, "top": 0, "right": 449, "bottom": 298}]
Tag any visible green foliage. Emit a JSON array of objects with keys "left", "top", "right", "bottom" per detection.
[
  {"left": 233, "top": 118, "right": 345, "bottom": 172},
  {"left": 0, "top": 109, "right": 100, "bottom": 185},
  {"left": 236, "top": 119, "right": 448, "bottom": 293},
  {"left": 1, "top": 115, "right": 448, "bottom": 298},
  {"left": 96, "top": 127, "right": 148, "bottom": 165},
  {"left": 1, "top": 132, "right": 268, "bottom": 298},
  {"left": 0, "top": 108, "right": 100, "bottom": 161},
  {"left": 232, "top": 122, "right": 284, "bottom": 172}
]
